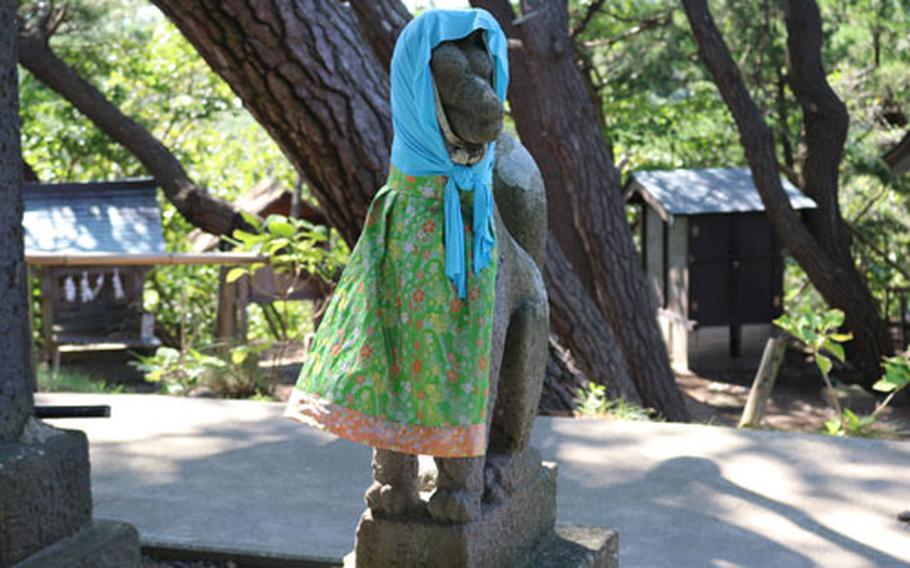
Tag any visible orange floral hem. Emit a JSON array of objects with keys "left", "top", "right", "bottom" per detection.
[{"left": 283, "top": 389, "right": 487, "bottom": 457}]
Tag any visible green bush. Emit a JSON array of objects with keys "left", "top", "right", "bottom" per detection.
[
  {"left": 573, "top": 382, "right": 655, "bottom": 421},
  {"left": 776, "top": 306, "right": 909, "bottom": 437},
  {"left": 131, "top": 342, "right": 270, "bottom": 398}
]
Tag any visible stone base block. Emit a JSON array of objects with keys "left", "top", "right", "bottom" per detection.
[
  {"left": 350, "top": 462, "right": 557, "bottom": 568},
  {"left": 13, "top": 520, "right": 141, "bottom": 568},
  {"left": 526, "top": 526, "right": 619, "bottom": 568},
  {"left": 0, "top": 420, "right": 92, "bottom": 564}
]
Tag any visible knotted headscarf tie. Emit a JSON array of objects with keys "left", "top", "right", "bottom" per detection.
[
  {"left": 444, "top": 166, "right": 496, "bottom": 298},
  {"left": 388, "top": 9, "right": 509, "bottom": 298}
]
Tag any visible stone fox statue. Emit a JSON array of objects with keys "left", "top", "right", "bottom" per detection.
[{"left": 283, "top": 9, "right": 548, "bottom": 524}]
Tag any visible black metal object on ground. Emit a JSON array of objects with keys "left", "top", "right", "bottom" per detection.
[{"left": 34, "top": 405, "right": 111, "bottom": 419}]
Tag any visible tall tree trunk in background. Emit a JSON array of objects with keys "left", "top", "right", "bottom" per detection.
[
  {"left": 0, "top": 0, "right": 34, "bottom": 441},
  {"left": 476, "top": 0, "right": 689, "bottom": 419},
  {"left": 17, "top": 28, "right": 248, "bottom": 237},
  {"left": 349, "top": 0, "right": 410, "bottom": 74},
  {"left": 471, "top": 0, "right": 597, "bottom": 294},
  {"left": 682, "top": 0, "right": 892, "bottom": 385},
  {"left": 544, "top": 236, "right": 640, "bottom": 403},
  {"left": 151, "top": 0, "right": 686, "bottom": 416}
]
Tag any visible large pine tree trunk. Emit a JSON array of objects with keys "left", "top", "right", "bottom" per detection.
[
  {"left": 149, "top": 0, "right": 392, "bottom": 246},
  {"left": 476, "top": 0, "right": 689, "bottom": 419},
  {"left": 0, "top": 0, "right": 34, "bottom": 441},
  {"left": 544, "top": 236, "right": 640, "bottom": 403},
  {"left": 349, "top": 0, "right": 411, "bottom": 74},
  {"left": 682, "top": 0, "right": 891, "bottom": 385},
  {"left": 151, "top": 0, "right": 687, "bottom": 416},
  {"left": 469, "top": 0, "right": 599, "bottom": 295}
]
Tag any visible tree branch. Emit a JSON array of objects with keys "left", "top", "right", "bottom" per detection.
[
  {"left": 17, "top": 29, "right": 249, "bottom": 237},
  {"left": 784, "top": 0, "right": 852, "bottom": 258},
  {"left": 580, "top": 10, "right": 673, "bottom": 48},
  {"left": 570, "top": 0, "right": 605, "bottom": 39},
  {"left": 500, "top": 0, "right": 690, "bottom": 419}
]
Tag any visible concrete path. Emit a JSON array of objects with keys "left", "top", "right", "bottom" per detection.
[{"left": 36, "top": 393, "right": 910, "bottom": 568}]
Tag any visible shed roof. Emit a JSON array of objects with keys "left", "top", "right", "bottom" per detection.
[
  {"left": 628, "top": 167, "right": 816, "bottom": 219},
  {"left": 23, "top": 179, "right": 166, "bottom": 255}
]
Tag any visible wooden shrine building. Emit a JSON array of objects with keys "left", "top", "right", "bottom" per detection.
[
  {"left": 626, "top": 167, "right": 816, "bottom": 371},
  {"left": 23, "top": 179, "right": 165, "bottom": 367}
]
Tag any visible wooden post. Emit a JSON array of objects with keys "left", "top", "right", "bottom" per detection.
[
  {"left": 730, "top": 323, "right": 742, "bottom": 358},
  {"left": 26, "top": 267, "right": 37, "bottom": 393},
  {"left": 739, "top": 335, "right": 787, "bottom": 428},
  {"left": 214, "top": 267, "right": 236, "bottom": 343},
  {"left": 214, "top": 267, "right": 251, "bottom": 346},
  {"left": 38, "top": 269, "right": 57, "bottom": 368}
]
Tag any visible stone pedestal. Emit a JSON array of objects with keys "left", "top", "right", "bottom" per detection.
[
  {"left": 0, "top": 419, "right": 140, "bottom": 567},
  {"left": 347, "top": 461, "right": 619, "bottom": 567},
  {"left": 353, "top": 462, "right": 555, "bottom": 568}
]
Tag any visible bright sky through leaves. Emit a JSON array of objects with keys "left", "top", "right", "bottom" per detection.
[{"left": 403, "top": 0, "right": 469, "bottom": 11}]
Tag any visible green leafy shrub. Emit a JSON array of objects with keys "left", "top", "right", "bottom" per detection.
[
  {"left": 219, "top": 212, "right": 349, "bottom": 393},
  {"left": 226, "top": 213, "right": 347, "bottom": 287},
  {"left": 776, "top": 307, "right": 909, "bottom": 437},
  {"left": 773, "top": 308, "right": 853, "bottom": 379},
  {"left": 774, "top": 307, "right": 856, "bottom": 435},
  {"left": 132, "top": 343, "right": 269, "bottom": 398},
  {"left": 574, "top": 382, "right": 654, "bottom": 421}
]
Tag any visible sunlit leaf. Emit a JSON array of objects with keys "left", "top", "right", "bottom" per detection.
[
  {"left": 816, "top": 354, "right": 832, "bottom": 376},
  {"left": 823, "top": 340, "right": 846, "bottom": 363},
  {"left": 226, "top": 267, "right": 247, "bottom": 283}
]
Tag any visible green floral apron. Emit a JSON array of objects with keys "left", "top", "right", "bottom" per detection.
[{"left": 284, "top": 166, "right": 497, "bottom": 457}]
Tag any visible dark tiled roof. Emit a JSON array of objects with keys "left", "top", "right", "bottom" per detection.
[
  {"left": 629, "top": 167, "right": 816, "bottom": 217},
  {"left": 23, "top": 179, "right": 165, "bottom": 254}
]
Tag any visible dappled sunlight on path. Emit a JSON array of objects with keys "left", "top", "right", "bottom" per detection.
[{"left": 38, "top": 393, "right": 910, "bottom": 567}]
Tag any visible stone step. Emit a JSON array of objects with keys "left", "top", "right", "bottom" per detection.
[
  {"left": 13, "top": 520, "right": 140, "bottom": 568},
  {"left": 526, "top": 526, "right": 619, "bottom": 568}
]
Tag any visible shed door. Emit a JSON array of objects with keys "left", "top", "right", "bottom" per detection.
[{"left": 688, "top": 213, "right": 782, "bottom": 327}]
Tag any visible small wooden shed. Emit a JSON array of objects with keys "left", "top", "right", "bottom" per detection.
[
  {"left": 23, "top": 179, "right": 163, "bottom": 365},
  {"left": 626, "top": 167, "right": 816, "bottom": 371}
]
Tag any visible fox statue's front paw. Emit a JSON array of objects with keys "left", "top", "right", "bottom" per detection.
[{"left": 365, "top": 480, "right": 422, "bottom": 518}]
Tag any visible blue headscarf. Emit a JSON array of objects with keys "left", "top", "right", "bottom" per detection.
[{"left": 390, "top": 9, "right": 509, "bottom": 299}]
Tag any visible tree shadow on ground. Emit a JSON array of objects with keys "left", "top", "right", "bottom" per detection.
[
  {"left": 534, "top": 419, "right": 910, "bottom": 568},
  {"left": 63, "top": 400, "right": 910, "bottom": 567}
]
